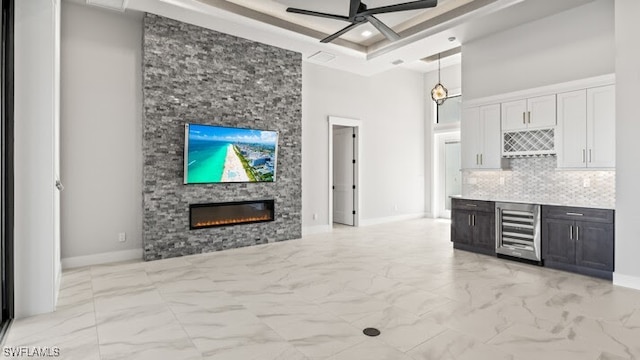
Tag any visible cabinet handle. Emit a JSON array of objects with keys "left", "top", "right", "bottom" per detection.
[
  {"left": 528, "top": 111, "right": 532, "bottom": 124},
  {"left": 570, "top": 225, "right": 573, "bottom": 240},
  {"left": 522, "top": 112, "right": 526, "bottom": 124},
  {"left": 472, "top": 215, "right": 476, "bottom": 226},
  {"left": 576, "top": 226, "right": 580, "bottom": 241},
  {"left": 582, "top": 149, "right": 586, "bottom": 163},
  {"left": 589, "top": 149, "right": 592, "bottom": 163},
  {"left": 476, "top": 154, "right": 479, "bottom": 165},
  {"left": 466, "top": 204, "right": 478, "bottom": 207},
  {"left": 566, "top": 212, "right": 584, "bottom": 216},
  {"left": 480, "top": 154, "right": 483, "bottom": 165},
  {"left": 468, "top": 214, "right": 471, "bottom": 226}
]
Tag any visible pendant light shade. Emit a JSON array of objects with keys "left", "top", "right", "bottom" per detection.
[{"left": 431, "top": 53, "right": 448, "bottom": 105}]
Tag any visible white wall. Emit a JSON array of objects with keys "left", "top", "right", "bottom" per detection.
[
  {"left": 462, "top": 0, "right": 614, "bottom": 100},
  {"left": 14, "top": 0, "right": 61, "bottom": 318},
  {"left": 302, "top": 62, "right": 426, "bottom": 230},
  {"left": 60, "top": 2, "right": 143, "bottom": 263},
  {"left": 424, "top": 63, "right": 462, "bottom": 217},
  {"left": 614, "top": 0, "right": 640, "bottom": 290}
]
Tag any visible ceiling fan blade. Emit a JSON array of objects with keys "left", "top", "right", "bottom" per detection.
[
  {"left": 320, "top": 22, "right": 363, "bottom": 43},
  {"left": 286, "top": 7, "right": 349, "bottom": 22},
  {"left": 365, "top": 15, "right": 400, "bottom": 42},
  {"left": 349, "top": 0, "right": 361, "bottom": 20},
  {"left": 362, "top": 0, "right": 437, "bottom": 16}
]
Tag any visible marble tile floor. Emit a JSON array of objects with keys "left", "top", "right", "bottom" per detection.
[{"left": 4, "top": 218, "right": 640, "bottom": 360}]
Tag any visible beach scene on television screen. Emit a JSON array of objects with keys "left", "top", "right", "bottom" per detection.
[{"left": 186, "top": 124, "right": 277, "bottom": 183}]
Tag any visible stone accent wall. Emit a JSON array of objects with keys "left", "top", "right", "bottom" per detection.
[
  {"left": 463, "top": 157, "right": 615, "bottom": 208},
  {"left": 142, "top": 14, "right": 302, "bottom": 260}
]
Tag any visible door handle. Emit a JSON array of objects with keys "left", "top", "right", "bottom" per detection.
[
  {"left": 55, "top": 180, "right": 64, "bottom": 191},
  {"left": 522, "top": 112, "right": 526, "bottom": 124},
  {"left": 576, "top": 226, "right": 580, "bottom": 241}
]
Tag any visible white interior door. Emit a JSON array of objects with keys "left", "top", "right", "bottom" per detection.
[
  {"left": 333, "top": 127, "right": 354, "bottom": 226},
  {"left": 436, "top": 132, "right": 461, "bottom": 219}
]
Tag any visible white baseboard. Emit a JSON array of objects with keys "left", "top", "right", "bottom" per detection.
[
  {"left": 302, "top": 225, "right": 332, "bottom": 236},
  {"left": 360, "top": 212, "right": 427, "bottom": 227},
  {"left": 62, "top": 248, "right": 143, "bottom": 269},
  {"left": 613, "top": 273, "right": 640, "bottom": 291}
]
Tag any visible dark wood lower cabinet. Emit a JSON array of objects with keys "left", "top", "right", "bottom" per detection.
[
  {"left": 451, "top": 199, "right": 495, "bottom": 256},
  {"left": 541, "top": 206, "right": 614, "bottom": 280}
]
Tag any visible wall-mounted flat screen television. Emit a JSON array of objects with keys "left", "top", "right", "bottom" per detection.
[{"left": 184, "top": 123, "right": 278, "bottom": 184}]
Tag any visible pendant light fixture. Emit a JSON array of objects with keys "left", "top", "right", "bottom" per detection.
[{"left": 431, "top": 53, "right": 448, "bottom": 105}]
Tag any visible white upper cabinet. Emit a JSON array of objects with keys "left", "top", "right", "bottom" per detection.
[
  {"left": 587, "top": 85, "right": 615, "bottom": 168},
  {"left": 461, "top": 107, "right": 481, "bottom": 170},
  {"left": 557, "top": 90, "right": 588, "bottom": 168},
  {"left": 462, "top": 104, "right": 502, "bottom": 169},
  {"left": 502, "top": 95, "right": 556, "bottom": 131},
  {"left": 557, "top": 85, "right": 615, "bottom": 169}
]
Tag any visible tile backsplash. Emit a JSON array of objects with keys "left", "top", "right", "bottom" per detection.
[{"left": 462, "top": 157, "right": 615, "bottom": 208}]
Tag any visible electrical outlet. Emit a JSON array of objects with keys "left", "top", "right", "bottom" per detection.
[
  {"left": 583, "top": 178, "right": 591, "bottom": 188},
  {"left": 118, "top": 232, "right": 126, "bottom": 242}
]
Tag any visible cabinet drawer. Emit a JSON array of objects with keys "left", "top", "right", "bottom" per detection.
[
  {"left": 542, "top": 205, "right": 614, "bottom": 224},
  {"left": 452, "top": 198, "right": 495, "bottom": 213}
]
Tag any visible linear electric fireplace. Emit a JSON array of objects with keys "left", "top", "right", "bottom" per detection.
[{"left": 189, "top": 200, "right": 275, "bottom": 229}]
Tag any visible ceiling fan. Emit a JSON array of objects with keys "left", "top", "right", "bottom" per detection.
[{"left": 286, "top": 0, "right": 438, "bottom": 43}]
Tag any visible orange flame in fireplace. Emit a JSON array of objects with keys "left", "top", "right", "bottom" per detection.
[{"left": 194, "top": 214, "right": 271, "bottom": 228}]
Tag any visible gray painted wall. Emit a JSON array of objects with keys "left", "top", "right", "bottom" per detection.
[
  {"left": 60, "top": 2, "right": 143, "bottom": 258},
  {"left": 142, "top": 14, "right": 302, "bottom": 260},
  {"left": 615, "top": 0, "right": 640, "bottom": 286},
  {"left": 462, "top": 0, "right": 614, "bottom": 100}
]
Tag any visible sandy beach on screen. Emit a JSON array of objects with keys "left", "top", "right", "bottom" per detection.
[{"left": 221, "top": 144, "right": 250, "bottom": 182}]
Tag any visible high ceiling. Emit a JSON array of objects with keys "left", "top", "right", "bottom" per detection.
[
  {"left": 86, "top": 0, "right": 597, "bottom": 75},
  {"left": 221, "top": 0, "right": 466, "bottom": 46}
]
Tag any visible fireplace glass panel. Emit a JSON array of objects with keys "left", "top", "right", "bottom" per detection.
[{"left": 190, "top": 200, "right": 274, "bottom": 229}]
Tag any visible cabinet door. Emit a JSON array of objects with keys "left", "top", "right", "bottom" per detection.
[
  {"left": 461, "top": 107, "right": 481, "bottom": 169},
  {"left": 501, "top": 99, "right": 527, "bottom": 131},
  {"left": 479, "top": 104, "right": 503, "bottom": 169},
  {"left": 527, "top": 95, "right": 556, "bottom": 129},
  {"left": 587, "top": 85, "right": 615, "bottom": 168},
  {"left": 451, "top": 210, "right": 474, "bottom": 245},
  {"left": 473, "top": 211, "right": 496, "bottom": 251},
  {"left": 542, "top": 218, "right": 575, "bottom": 264},
  {"left": 575, "top": 221, "right": 614, "bottom": 271},
  {"left": 557, "top": 90, "right": 587, "bottom": 168}
]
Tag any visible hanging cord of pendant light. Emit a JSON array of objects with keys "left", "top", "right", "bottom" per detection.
[{"left": 431, "top": 53, "right": 448, "bottom": 105}]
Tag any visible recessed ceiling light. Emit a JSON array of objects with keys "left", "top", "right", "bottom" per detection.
[
  {"left": 361, "top": 30, "right": 373, "bottom": 37},
  {"left": 448, "top": 37, "right": 457, "bottom": 42}
]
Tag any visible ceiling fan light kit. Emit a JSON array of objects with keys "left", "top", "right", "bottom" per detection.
[{"left": 286, "top": 0, "right": 438, "bottom": 43}]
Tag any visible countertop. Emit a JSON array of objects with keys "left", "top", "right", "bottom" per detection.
[{"left": 451, "top": 195, "right": 615, "bottom": 210}]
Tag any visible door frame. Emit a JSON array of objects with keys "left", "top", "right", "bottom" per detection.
[
  {"left": 434, "top": 130, "right": 461, "bottom": 219},
  {"left": 328, "top": 116, "right": 361, "bottom": 228},
  {"left": 0, "top": 0, "right": 15, "bottom": 338}
]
